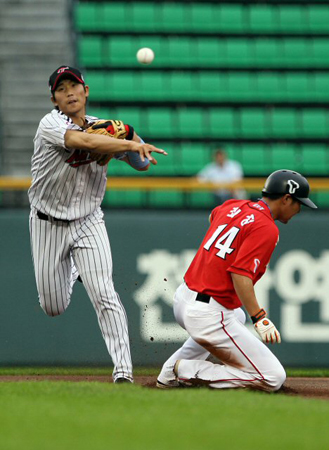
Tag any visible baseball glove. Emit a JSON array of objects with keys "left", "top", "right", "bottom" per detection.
[
  {"left": 86, "top": 120, "right": 134, "bottom": 140},
  {"left": 85, "top": 120, "right": 134, "bottom": 166}
]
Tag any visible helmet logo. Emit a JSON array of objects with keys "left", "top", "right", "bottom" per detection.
[{"left": 287, "top": 180, "right": 299, "bottom": 194}]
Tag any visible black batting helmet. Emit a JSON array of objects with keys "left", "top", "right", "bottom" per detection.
[{"left": 262, "top": 170, "right": 317, "bottom": 209}]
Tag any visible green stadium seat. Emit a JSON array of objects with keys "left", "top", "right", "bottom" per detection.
[
  {"left": 227, "top": 73, "right": 254, "bottom": 101},
  {"left": 308, "top": 7, "right": 329, "bottom": 33},
  {"left": 88, "top": 107, "right": 112, "bottom": 120},
  {"left": 143, "top": 142, "right": 179, "bottom": 176},
  {"left": 177, "top": 109, "right": 204, "bottom": 138},
  {"left": 131, "top": 3, "right": 157, "bottom": 32},
  {"left": 139, "top": 72, "right": 166, "bottom": 101},
  {"left": 108, "top": 72, "right": 137, "bottom": 101},
  {"left": 282, "top": 39, "right": 311, "bottom": 67},
  {"left": 248, "top": 6, "right": 278, "bottom": 33},
  {"left": 75, "top": 3, "right": 99, "bottom": 31},
  {"left": 160, "top": 4, "right": 190, "bottom": 32},
  {"left": 313, "top": 74, "right": 329, "bottom": 102},
  {"left": 255, "top": 73, "right": 284, "bottom": 101},
  {"left": 197, "top": 72, "right": 228, "bottom": 101},
  {"left": 148, "top": 191, "right": 184, "bottom": 208},
  {"left": 278, "top": 6, "right": 308, "bottom": 33},
  {"left": 101, "top": 3, "right": 128, "bottom": 31},
  {"left": 300, "top": 110, "right": 329, "bottom": 138},
  {"left": 181, "top": 143, "right": 208, "bottom": 175},
  {"left": 78, "top": 36, "right": 103, "bottom": 67},
  {"left": 195, "top": 38, "right": 227, "bottom": 68},
  {"left": 301, "top": 145, "right": 328, "bottom": 175},
  {"left": 240, "top": 109, "right": 269, "bottom": 138},
  {"left": 85, "top": 72, "right": 107, "bottom": 101},
  {"left": 284, "top": 74, "right": 312, "bottom": 102},
  {"left": 168, "top": 72, "right": 197, "bottom": 101},
  {"left": 147, "top": 108, "right": 175, "bottom": 138},
  {"left": 208, "top": 108, "right": 236, "bottom": 138},
  {"left": 218, "top": 5, "right": 246, "bottom": 32},
  {"left": 253, "top": 40, "right": 282, "bottom": 67},
  {"left": 271, "top": 146, "right": 299, "bottom": 171},
  {"left": 106, "top": 36, "right": 136, "bottom": 66},
  {"left": 114, "top": 107, "right": 143, "bottom": 134},
  {"left": 167, "top": 38, "right": 194, "bottom": 67},
  {"left": 103, "top": 191, "right": 144, "bottom": 207},
  {"left": 225, "top": 40, "right": 253, "bottom": 67},
  {"left": 172, "top": 72, "right": 199, "bottom": 101},
  {"left": 190, "top": 4, "right": 218, "bottom": 33},
  {"left": 270, "top": 109, "right": 298, "bottom": 137},
  {"left": 241, "top": 145, "right": 269, "bottom": 175},
  {"left": 311, "top": 40, "right": 329, "bottom": 67},
  {"left": 189, "top": 192, "right": 214, "bottom": 208}
]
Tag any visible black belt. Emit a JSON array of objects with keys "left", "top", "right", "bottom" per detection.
[
  {"left": 37, "top": 210, "right": 71, "bottom": 224},
  {"left": 196, "top": 292, "right": 211, "bottom": 303}
]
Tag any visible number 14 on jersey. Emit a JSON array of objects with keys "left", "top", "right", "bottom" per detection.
[{"left": 204, "top": 224, "right": 240, "bottom": 260}]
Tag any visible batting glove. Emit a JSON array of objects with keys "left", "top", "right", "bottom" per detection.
[{"left": 254, "top": 317, "right": 281, "bottom": 344}]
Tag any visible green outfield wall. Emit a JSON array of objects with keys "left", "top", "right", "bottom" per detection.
[{"left": 1, "top": 208, "right": 328, "bottom": 367}]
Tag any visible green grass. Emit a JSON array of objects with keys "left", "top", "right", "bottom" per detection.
[
  {"left": 0, "top": 366, "right": 328, "bottom": 377},
  {"left": 1, "top": 381, "right": 329, "bottom": 450}
]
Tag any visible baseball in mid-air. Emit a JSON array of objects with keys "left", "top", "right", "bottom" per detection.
[{"left": 136, "top": 47, "right": 155, "bottom": 65}]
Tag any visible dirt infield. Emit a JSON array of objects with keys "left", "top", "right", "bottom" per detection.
[{"left": 0, "top": 375, "right": 329, "bottom": 400}]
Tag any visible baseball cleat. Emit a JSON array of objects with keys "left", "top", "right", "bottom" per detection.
[
  {"left": 156, "top": 379, "right": 180, "bottom": 389},
  {"left": 114, "top": 377, "right": 133, "bottom": 384}
]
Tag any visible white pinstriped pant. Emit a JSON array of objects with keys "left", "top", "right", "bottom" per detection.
[
  {"left": 29, "top": 207, "right": 133, "bottom": 381},
  {"left": 160, "top": 282, "right": 285, "bottom": 391}
]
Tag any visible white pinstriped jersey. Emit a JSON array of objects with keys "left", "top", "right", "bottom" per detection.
[{"left": 28, "top": 109, "right": 119, "bottom": 220}]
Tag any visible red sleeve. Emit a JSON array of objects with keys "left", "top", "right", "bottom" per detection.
[{"left": 227, "top": 224, "right": 278, "bottom": 282}]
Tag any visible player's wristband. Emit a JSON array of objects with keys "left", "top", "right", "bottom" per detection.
[
  {"left": 251, "top": 308, "right": 267, "bottom": 324},
  {"left": 127, "top": 138, "right": 149, "bottom": 169},
  {"left": 125, "top": 124, "right": 134, "bottom": 140}
]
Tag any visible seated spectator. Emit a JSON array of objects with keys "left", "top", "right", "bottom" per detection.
[{"left": 197, "top": 149, "right": 246, "bottom": 205}]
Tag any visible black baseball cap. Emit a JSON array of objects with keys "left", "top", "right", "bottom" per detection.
[{"left": 49, "top": 66, "right": 85, "bottom": 93}]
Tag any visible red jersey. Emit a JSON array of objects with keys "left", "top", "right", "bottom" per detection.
[{"left": 184, "top": 199, "right": 279, "bottom": 309}]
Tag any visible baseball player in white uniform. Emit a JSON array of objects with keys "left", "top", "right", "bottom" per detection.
[{"left": 28, "top": 65, "right": 167, "bottom": 383}]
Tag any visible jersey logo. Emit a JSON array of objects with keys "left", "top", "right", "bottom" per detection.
[
  {"left": 287, "top": 180, "right": 300, "bottom": 194},
  {"left": 252, "top": 203, "right": 264, "bottom": 210},
  {"left": 66, "top": 150, "right": 93, "bottom": 168},
  {"left": 227, "top": 207, "right": 241, "bottom": 218},
  {"left": 253, "top": 259, "right": 260, "bottom": 273},
  {"left": 241, "top": 214, "right": 255, "bottom": 226}
]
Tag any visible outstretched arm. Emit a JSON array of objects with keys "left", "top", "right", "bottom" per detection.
[{"left": 64, "top": 130, "right": 167, "bottom": 163}]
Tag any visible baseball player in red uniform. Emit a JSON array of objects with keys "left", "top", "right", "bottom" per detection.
[
  {"left": 28, "top": 66, "right": 167, "bottom": 383},
  {"left": 157, "top": 170, "right": 316, "bottom": 391}
]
